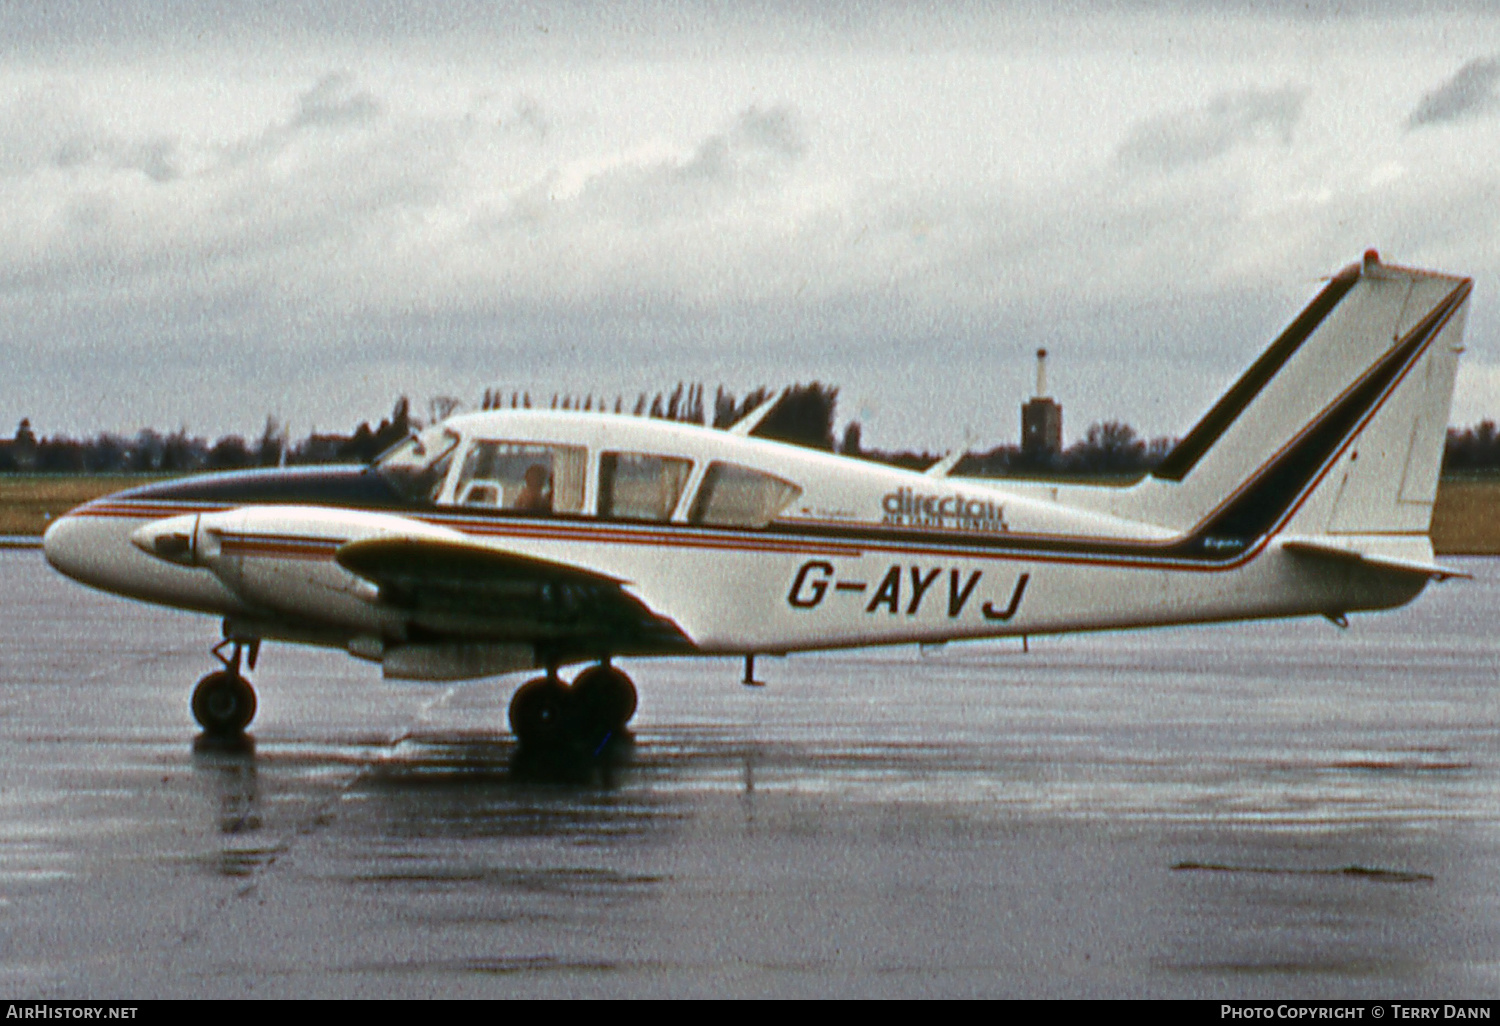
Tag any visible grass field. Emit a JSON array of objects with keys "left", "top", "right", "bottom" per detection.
[
  {"left": 5, "top": 473, "right": 1499, "bottom": 554},
  {"left": 0, "top": 477, "right": 154, "bottom": 537},
  {"left": 1428, "top": 477, "right": 1500, "bottom": 555}
]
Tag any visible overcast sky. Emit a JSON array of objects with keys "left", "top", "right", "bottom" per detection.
[{"left": 3, "top": 1, "right": 1499, "bottom": 451}]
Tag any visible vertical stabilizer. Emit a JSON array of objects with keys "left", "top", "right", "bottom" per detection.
[{"left": 1125, "top": 252, "right": 1471, "bottom": 552}]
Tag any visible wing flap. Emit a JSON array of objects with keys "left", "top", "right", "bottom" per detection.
[{"left": 335, "top": 536, "right": 694, "bottom": 652}]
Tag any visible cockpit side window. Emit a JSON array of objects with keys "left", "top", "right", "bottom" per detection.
[
  {"left": 689, "top": 462, "right": 802, "bottom": 527},
  {"left": 375, "top": 427, "right": 460, "bottom": 505},
  {"left": 450, "top": 441, "right": 586, "bottom": 514},
  {"left": 598, "top": 452, "right": 693, "bottom": 522}
]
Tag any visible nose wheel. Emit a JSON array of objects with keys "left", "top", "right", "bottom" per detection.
[
  {"left": 508, "top": 662, "right": 637, "bottom": 749},
  {"left": 193, "top": 638, "right": 259, "bottom": 736}
]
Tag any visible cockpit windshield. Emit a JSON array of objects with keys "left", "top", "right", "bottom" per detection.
[{"left": 375, "top": 426, "right": 460, "bottom": 504}]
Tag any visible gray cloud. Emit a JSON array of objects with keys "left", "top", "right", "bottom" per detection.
[
  {"left": 1408, "top": 57, "right": 1500, "bottom": 128},
  {"left": 730, "top": 105, "right": 806, "bottom": 160},
  {"left": 289, "top": 73, "right": 383, "bottom": 131},
  {"left": 3, "top": 8, "right": 1500, "bottom": 449},
  {"left": 0, "top": 92, "right": 183, "bottom": 182},
  {"left": 679, "top": 104, "right": 807, "bottom": 180},
  {"left": 507, "top": 96, "right": 550, "bottom": 141},
  {"left": 509, "top": 104, "right": 809, "bottom": 234},
  {"left": 1116, "top": 87, "right": 1305, "bottom": 172},
  {"left": 52, "top": 133, "right": 182, "bottom": 183},
  {"left": 200, "top": 73, "right": 391, "bottom": 179}
]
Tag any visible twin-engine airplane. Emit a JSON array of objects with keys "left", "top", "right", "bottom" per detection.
[{"left": 44, "top": 251, "right": 1472, "bottom": 745}]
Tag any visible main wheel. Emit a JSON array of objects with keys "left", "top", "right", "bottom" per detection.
[
  {"left": 191, "top": 671, "right": 257, "bottom": 736},
  {"left": 508, "top": 676, "right": 570, "bottom": 745},
  {"left": 569, "top": 665, "right": 638, "bottom": 740}
]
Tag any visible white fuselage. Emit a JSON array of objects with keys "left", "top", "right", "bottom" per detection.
[{"left": 43, "top": 410, "right": 1425, "bottom": 675}]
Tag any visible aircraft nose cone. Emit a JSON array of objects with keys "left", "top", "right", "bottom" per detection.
[{"left": 42, "top": 512, "right": 98, "bottom": 583}]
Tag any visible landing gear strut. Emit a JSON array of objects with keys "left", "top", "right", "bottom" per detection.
[
  {"left": 192, "top": 638, "right": 259, "bottom": 736},
  {"left": 507, "top": 661, "right": 638, "bottom": 749}
]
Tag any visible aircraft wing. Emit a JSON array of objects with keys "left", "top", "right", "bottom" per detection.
[{"left": 334, "top": 536, "right": 695, "bottom": 654}]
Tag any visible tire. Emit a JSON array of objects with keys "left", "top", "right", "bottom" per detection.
[
  {"left": 570, "top": 665, "right": 638, "bottom": 740},
  {"left": 191, "top": 671, "right": 257, "bottom": 735},
  {"left": 508, "top": 676, "right": 570, "bottom": 745}
]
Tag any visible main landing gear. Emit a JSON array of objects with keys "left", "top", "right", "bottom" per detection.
[
  {"left": 508, "top": 662, "right": 638, "bottom": 749},
  {"left": 192, "top": 638, "right": 259, "bottom": 737}
]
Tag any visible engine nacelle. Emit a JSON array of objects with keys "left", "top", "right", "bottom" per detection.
[{"left": 132, "top": 506, "right": 465, "bottom": 633}]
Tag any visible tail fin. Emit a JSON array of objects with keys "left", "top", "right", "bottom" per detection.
[{"left": 1132, "top": 251, "right": 1471, "bottom": 560}]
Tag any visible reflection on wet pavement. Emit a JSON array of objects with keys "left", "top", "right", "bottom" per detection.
[
  {"left": 1172, "top": 862, "right": 1435, "bottom": 884},
  {"left": 3, "top": 549, "right": 1500, "bottom": 996}
]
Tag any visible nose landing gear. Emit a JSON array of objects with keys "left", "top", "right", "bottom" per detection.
[
  {"left": 192, "top": 638, "right": 259, "bottom": 736},
  {"left": 507, "top": 661, "right": 638, "bottom": 749}
]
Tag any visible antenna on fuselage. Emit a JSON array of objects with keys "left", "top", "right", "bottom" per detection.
[{"left": 727, "top": 388, "right": 786, "bottom": 437}]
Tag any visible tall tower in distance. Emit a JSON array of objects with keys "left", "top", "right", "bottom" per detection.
[{"left": 1020, "top": 348, "right": 1063, "bottom": 458}]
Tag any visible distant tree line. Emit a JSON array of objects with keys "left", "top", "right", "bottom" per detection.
[
  {"left": 5, "top": 387, "right": 1500, "bottom": 478},
  {"left": 0, "top": 401, "right": 414, "bottom": 475},
  {"left": 854, "top": 421, "right": 1177, "bottom": 479},
  {"left": 475, "top": 381, "right": 837, "bottom": 448},
  {"left": 1443, "top": 421, "right": 1500, "bottom": 473}
]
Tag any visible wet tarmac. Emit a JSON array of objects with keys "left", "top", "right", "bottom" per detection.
[{"left": 2, "top": 547, "right": 1500, "bottom": 997}]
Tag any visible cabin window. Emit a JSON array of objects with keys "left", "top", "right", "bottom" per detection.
[
  {"left": 598, "top": 452, "right": 693, "bottom": 521},
  {"left": 689, "top": 462, "right": 802, "bottom": 527},
  {"left": 375, "top": 427, "right": 461, "bottom": 504},
  {"left": 451, "top": 441, "right": 586, "bottom": 514}
]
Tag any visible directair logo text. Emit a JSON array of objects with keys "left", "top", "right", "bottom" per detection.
[{"left": 881, "top": 488, "right": 1008, "bottom": 532}]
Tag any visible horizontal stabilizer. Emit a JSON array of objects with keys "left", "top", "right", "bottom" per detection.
[
  {"left": 1279, "top": 536, "right": 1470, "bottom": 581},
  {"left": 727, "top": 389, "right": 786, "bottom": 436},
  {"left": 925, "top": 450, "right": 965, "bottom": 478}
]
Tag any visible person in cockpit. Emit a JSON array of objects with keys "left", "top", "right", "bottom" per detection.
[{"left": 514, "top": 464, "right": 552, "bottom": 512}]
